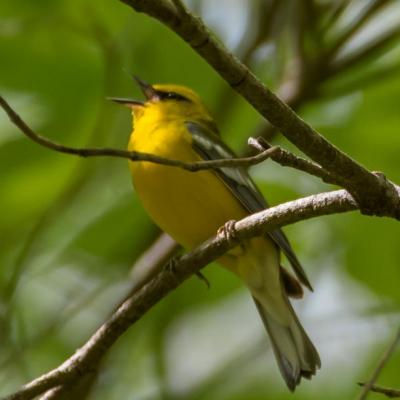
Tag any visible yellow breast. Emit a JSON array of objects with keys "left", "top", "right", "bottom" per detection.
[{"left": 128, "top": 119, "right": 248, "bottom": 249}]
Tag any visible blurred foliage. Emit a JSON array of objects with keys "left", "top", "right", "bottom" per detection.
[{"left": 0, "top": 0, "right": 400, "bottom": 399}]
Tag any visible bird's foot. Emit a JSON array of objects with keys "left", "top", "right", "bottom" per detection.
[{"left": 217, "top": 219, "right": 238, "bottom": 247}]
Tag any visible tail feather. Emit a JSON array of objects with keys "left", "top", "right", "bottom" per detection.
[
  {"left": 253, "top": 297, "right": 320, "bottom": 391},
  {"left": 223, "top": 237, "right": 320, "bottom": 390}
]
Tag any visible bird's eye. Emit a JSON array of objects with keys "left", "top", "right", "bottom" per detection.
[{"left": 157, "top": 91, "right": 190, "bottom": 102}]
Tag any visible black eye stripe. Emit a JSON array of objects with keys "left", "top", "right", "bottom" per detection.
[{"left": 156, "top": 90, "right": 191, "bottom": 102}]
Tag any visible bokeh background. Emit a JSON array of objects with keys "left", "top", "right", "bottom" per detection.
[{"left": 1, "top": 0, "right": 400, "bottom": 399}]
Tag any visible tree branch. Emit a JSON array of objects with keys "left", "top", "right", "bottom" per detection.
[
  {"left": 39, "top": 371, "right": 98, "bottom": 400},
  {"left": 358, "top": 327, "right": 400, "bottom": 400},
  {"left": 120, "top": 0, "right": 400, "bottom": 218},
  {"left": 248, "top": 137, "right": 337, "bottom": 185},
  {"left": 1, "top": 189, "right": 362, "bottom": 400},
  {"left": 0, "top": 94, "right": 281, "bottom": 171},
  {"left": 358, "top": 383, "right": 400, "bottom": 398}
]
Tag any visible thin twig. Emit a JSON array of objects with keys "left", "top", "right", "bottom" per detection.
[
  {"left": 39, "top": 371, "right": 98, "bottom": 400},
  {"left": 358, "top": 327, "right": 400, "bottom": 400},
  {"left": 358, "top": 383, "right": 400, "bottom": 398},
  {"left": 248, "top": 137, "right": 337, "bottom": 185},
  {"left": 0, "top": 95, "right": 281, "bottom": 171}
]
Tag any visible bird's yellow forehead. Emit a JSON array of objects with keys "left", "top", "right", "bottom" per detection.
[{"left": 152, "top": 84, "right": 203, "bottom": 103}]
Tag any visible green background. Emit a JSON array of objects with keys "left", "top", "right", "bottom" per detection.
[{"left": 0, "top": 0, "right": 399, "bottom": 399}]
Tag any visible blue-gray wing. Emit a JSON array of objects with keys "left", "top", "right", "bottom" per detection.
[{"left": 186, "top": 121, "right": 312, "bottom": 291}]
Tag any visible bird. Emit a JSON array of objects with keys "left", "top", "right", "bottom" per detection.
[{"left": 110, "top": 77, "right": 320, "bottom": 390}]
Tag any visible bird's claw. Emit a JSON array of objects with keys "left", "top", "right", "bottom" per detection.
[
  {"left": 196, "top": 271, "right": 210, "bottom": 289},
  {"left": 165, "top": 256, "right": 179, "bottom": 278},
  {"left": 168, "top": 256, "right": 178, "bottom": 270},
  {"left": 217, "top": 219, "right": 238, "bottom": 246}
]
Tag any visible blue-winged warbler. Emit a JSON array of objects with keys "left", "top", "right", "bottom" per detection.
[{"left": 111, "top": 78, "right": 320, "bottom": 390}]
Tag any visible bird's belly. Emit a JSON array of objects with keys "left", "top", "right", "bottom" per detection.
[{"left": 130, "top": 161, "right": 248, "bottom": 249}]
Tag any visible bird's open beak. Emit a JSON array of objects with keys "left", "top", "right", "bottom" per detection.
[
  {"left": 133, "top": 76, "right": 159, "bottom": 101},
  {"left": 108, "top": 76, "right": 158, "bottom": 107},
  {"left": 107, "top": 97, "right": 144, "bottom": 107}
]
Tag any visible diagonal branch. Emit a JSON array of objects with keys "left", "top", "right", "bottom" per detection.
[
  {"left": 248, "top": 137, "right": 337, "bottom": 185},
  {"left": 120, "top": 0, "right": 400, "bottom": 218},
  {"left": 358, "top": 327, "right": 400, "bottom": 400},
  {"left": 1, "top": 189, "right": 361, "bottom": 400}
]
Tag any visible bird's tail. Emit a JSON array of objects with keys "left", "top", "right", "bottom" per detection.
[
  {"left": 221, "top": 237, "right": 320, "bottom": 390},
  {"left": 253, "top": 295, "right": 321, "bottom": 391}
]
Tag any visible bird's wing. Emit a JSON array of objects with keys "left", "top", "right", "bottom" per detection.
[{"left": 186, "top": 120, "right": 312, "bottom": 291}]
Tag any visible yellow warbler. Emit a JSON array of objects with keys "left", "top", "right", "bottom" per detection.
[{"left": 111, "top": 78, "right": 320, "bottom": 390}]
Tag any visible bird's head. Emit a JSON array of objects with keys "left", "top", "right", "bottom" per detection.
[{"left": 110, "top": 77, "right": 214, "bottom": 125}]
